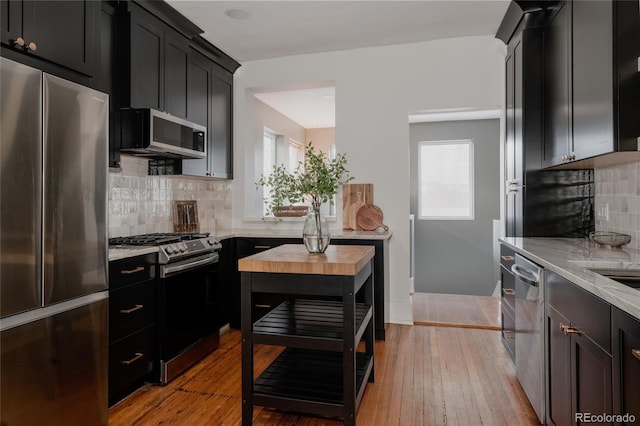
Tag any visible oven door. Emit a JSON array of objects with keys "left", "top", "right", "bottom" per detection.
[{"left": 159, "top": 253, "right": 219, "bottom": 384}]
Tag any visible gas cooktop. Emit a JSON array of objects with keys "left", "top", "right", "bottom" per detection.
[{"left": 109, "top": 232, "right": 211, "bottom": 246}]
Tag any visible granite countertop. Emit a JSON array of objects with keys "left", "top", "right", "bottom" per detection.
[
  {"left": 500, "top": 237, "right": 640, "bottom": 320},
  {"left": 214, "top": 227, "right": 392, "bottom": 241},
  {"left": 108, "top": 227, "right": 392, "bottom": 261}
]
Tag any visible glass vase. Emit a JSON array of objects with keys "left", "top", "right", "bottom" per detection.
[{"left": 302, "top": 205, "right": 330, "bottom": 253}]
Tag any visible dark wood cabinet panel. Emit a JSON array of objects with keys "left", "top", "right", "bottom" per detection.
[
  {"left": 571, "top": 0, "right": 614, "bottom": 161},
  {"left": 542, "top": 0, "right": 640, "bottom": 167},
  {"left": 209, "top": 69, "right": 233, "bottom": 179},
  {"left": 129, "top": 10, "right": 164, "bottom": 110},
  {"left": 187, "top": 49, "right": 210, "bottom": 127},
  {"left": 546, "top": 270, "right": 613, "bottom": 425},
  {"left": 108, "top": 253, "right": 158, "bottom": 407},
  {"left": 1, "top": 0, "right": 96, "bottom": 77},
  {"left": 183, "top": 51, "right": 234, "bottom": 179},
  {"left": 164, "top": 30, "right": 189, "bottom": 118},
  {"left": 573, "top": 332, "right": 613, "bottom": 422},
  {"left": 1, "top": 0, "right": 22, "bottom": 46},
  {"left": 548, "top": 306, "right": 572, "bottom": 426},
  {"left": 612, "top": 308, "right": 640, "bottom": 423},
  {"left": 542, "top": 1, "right": 571, "bottom": 168}
]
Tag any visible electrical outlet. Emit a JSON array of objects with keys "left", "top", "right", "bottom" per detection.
[{"left": 596, "top": 203, "right": 609, "bottom": 221}]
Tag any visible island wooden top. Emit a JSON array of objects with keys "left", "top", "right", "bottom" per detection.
[{"left": 237, "top": 244, "right": 375, "bottom": 276}]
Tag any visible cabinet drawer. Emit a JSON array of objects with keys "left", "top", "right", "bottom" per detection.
[
  {"left": 109, "top": 254, "right": 155, "bottom": 289},
  {"left": 109, "top": 278, "right": 156, "bottom": 341},
  {"left": 500, "top": 265, "right": 516, "bottom": 312},
  {"left": 109, "top": 326, "right": 156, "bottom": 402},
  {"left": 547, "top": 270, "right": 611, "bottom": 353}
]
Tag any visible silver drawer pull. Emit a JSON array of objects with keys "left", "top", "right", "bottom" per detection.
[
  {"left": 501, "top": 255, "right": 514, "bottom": 262},
  {"left": 121, "top": 353, "right": 143, "bottom": 365},
  {"left": 254, "top": 245, "right": 271, "bottom": 249},
  {"left": 632, "top": 349, "right": 640, "bottom": 361},
  {"left": 120, "top": 304, "right": 144, "bottom": 314},
  {"left": 121, "top": 266, "right": 144, "bottom": 275},
  {"left": 502, "top": 288, "right": 515, "bottom": 296},
  {"left": 255, "top": 304, "right": 271, "bottom": 308}
]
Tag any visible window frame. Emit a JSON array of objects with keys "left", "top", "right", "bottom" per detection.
[{"left": 417, "top": 139, "right": 475, "bottom": 221}]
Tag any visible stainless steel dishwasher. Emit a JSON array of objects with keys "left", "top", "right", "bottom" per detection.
[{"left": 511, "top": 254, "right": 545, "bottom": 423}]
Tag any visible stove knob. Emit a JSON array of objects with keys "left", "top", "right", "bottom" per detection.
[
  {"left": 208, "top": 238, "right": 215, "bottom": 246},
  {"left": 165, "top": 246, "right": 174, "bottom": 254},
  {"left": 180, "top": 244, "right": 187, "bottom": 252}
]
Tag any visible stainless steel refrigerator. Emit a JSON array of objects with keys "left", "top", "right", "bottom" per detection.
[{"left": 0, "top": 58, "right": 109, "bottom": 425}]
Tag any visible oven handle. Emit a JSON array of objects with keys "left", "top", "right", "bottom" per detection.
[{"left": 160, "top": 253, "right": 219, "bottom": 278}]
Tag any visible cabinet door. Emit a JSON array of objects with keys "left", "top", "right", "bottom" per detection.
[
  {"left": 571, "top": 0, "right": 614, "bottom": 160},
  {"left": 1, "top": 0, "right": 22, "bottom": 45},
  {"left": 572, "top": 332, "right": 613, "bottom": 424},
  {"left": 183, "top": 49, "right": 211, "bottom": 177},
  {"left": 209, "top": 66, "right": 233, "bottom": 179},
  {"left": 543, "top": 1, "right": 571, "bottom": 168},
  {"left": 505, "top": 49, "right": 516, "bottom": 237},
  {"left": 129, "top": 11, "right": 164, "bottom": 110},
  {"left": 612, "top": 308, "right": 640, "bottom": 423},
  {"left": 548, "top": 306, "right": 572, "bottom": 426},
  {"left": 21, "top": 1, "right": 96, "bottom": 76},
  {"left": 164, "top": 29, "right": 189, "bottom": 119}
]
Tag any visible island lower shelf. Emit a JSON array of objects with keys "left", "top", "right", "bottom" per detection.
[
  {"left": 253, "top": 348, "right": 373, "bottom": 417},
  {"left": 253, "top": 299, "right": 373, "bottom": 351}
]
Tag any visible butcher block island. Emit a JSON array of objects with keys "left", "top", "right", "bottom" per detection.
[{"left": 238, "top": 244, "right": 376, "bottom": 426}]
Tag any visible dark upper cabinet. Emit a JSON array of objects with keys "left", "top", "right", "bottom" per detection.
[
  {"left": 542, "top": 1, "right": 571, "bottom": 168},
  {"left": 183, "top": 47, "right": 234, "bottom": 179},
  {"left": 543, "top": 0, "right": 640, "bottom": 167},
  {"left": 163, "top": 30, "right": 189, "bottom": 118},
  {"left": 612, "top": 308, "right": 640, "bottom": 423},
  {"left": 1, "top": 0, "right": 97, "bottom": 77},
  {"left": 123, "top": 3, "right": 189, "bottom": 119}
]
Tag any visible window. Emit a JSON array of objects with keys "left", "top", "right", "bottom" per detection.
[
  {"left": 418, "top": 140, "right": 474, "bottom": 220},
  {"left": 288, "top": 139, "right": 304, "bottom": 173}
]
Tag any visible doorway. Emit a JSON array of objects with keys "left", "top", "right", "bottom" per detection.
[{"left": 409, "top": 118, "right": 501, "bottom": 327}]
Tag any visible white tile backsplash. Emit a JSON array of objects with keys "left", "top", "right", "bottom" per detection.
[
  {"left": 108, "top": 155, "right": 232, "bottom": 237},
  {"left": 595, "top": 159, "right": 640, "bottom": 249}
]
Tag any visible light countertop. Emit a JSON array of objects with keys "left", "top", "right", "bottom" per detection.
[
  {"left": 108, "top": 228, "right": 391, "bottom": 261},
  {"left": 499, "top": 237, "right": 640, "bottom": 320}
]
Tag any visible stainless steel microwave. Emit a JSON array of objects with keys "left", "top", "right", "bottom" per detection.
[{"left": 120, "top": 108, "right": 207, "bottom": 159}]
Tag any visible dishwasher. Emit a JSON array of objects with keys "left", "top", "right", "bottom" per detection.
[{"left": 511, "top": 254, "right": 545, "bottom": 423}]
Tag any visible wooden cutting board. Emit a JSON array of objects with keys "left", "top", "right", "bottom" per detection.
[{"left": 355, "top": 204, "right": 388, "bottom": 231}]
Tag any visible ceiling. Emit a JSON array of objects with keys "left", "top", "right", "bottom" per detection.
[{"left": 166, "top": 0, "right": 510, "bottom": 128}]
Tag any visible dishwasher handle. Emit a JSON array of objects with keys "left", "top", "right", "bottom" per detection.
[{"left": 511, "top": 264, "right": 540, "bottom": 287}]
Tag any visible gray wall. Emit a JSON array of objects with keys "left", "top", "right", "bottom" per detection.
[{"left": 410, "top": 119, "right": 500, "bottom": 296}]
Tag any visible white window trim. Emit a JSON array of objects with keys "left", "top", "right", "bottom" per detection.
[{"left": 418, "top": 139, "right": 475, "bottom": 221}]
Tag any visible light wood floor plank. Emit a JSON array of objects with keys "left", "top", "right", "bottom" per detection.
[
  {"left": 412, "top": 293, "right": 501, "bottom": 330},
  {"left": 109, "top": 325, "right": 539, "bottom": 425}
]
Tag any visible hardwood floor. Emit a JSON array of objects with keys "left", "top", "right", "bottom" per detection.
[
  {"left": 109, "top": 324, "right": 539, "bottom": 425},
  {"left": 412, "top": 293, "right": 501, "bottom": 330}
]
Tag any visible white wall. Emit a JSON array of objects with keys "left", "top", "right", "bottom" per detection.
[{"left": 232, "top": 35, "right": 506, "bottom": 325}]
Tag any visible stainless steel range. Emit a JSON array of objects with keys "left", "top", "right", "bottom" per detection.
[{"left": 109, "top": 232, "right": 222, "bottom": 384}]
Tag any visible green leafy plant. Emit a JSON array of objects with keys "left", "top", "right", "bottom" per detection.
[{"left": 257, "top": 142, "right": 354, "bottom": 217}]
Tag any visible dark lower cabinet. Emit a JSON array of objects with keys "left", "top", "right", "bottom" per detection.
[
  {"left": 546, "top": 270, "right": 613, "bottom": 426},
  {"left": 612, "top": 308, "right": 640, "bottom": 424},
  {"left": 108, "top": 253, "right": 158, "bottom": 406},
  {"left": 1, "top": 0, "right": 97, "bottom": 77}
]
